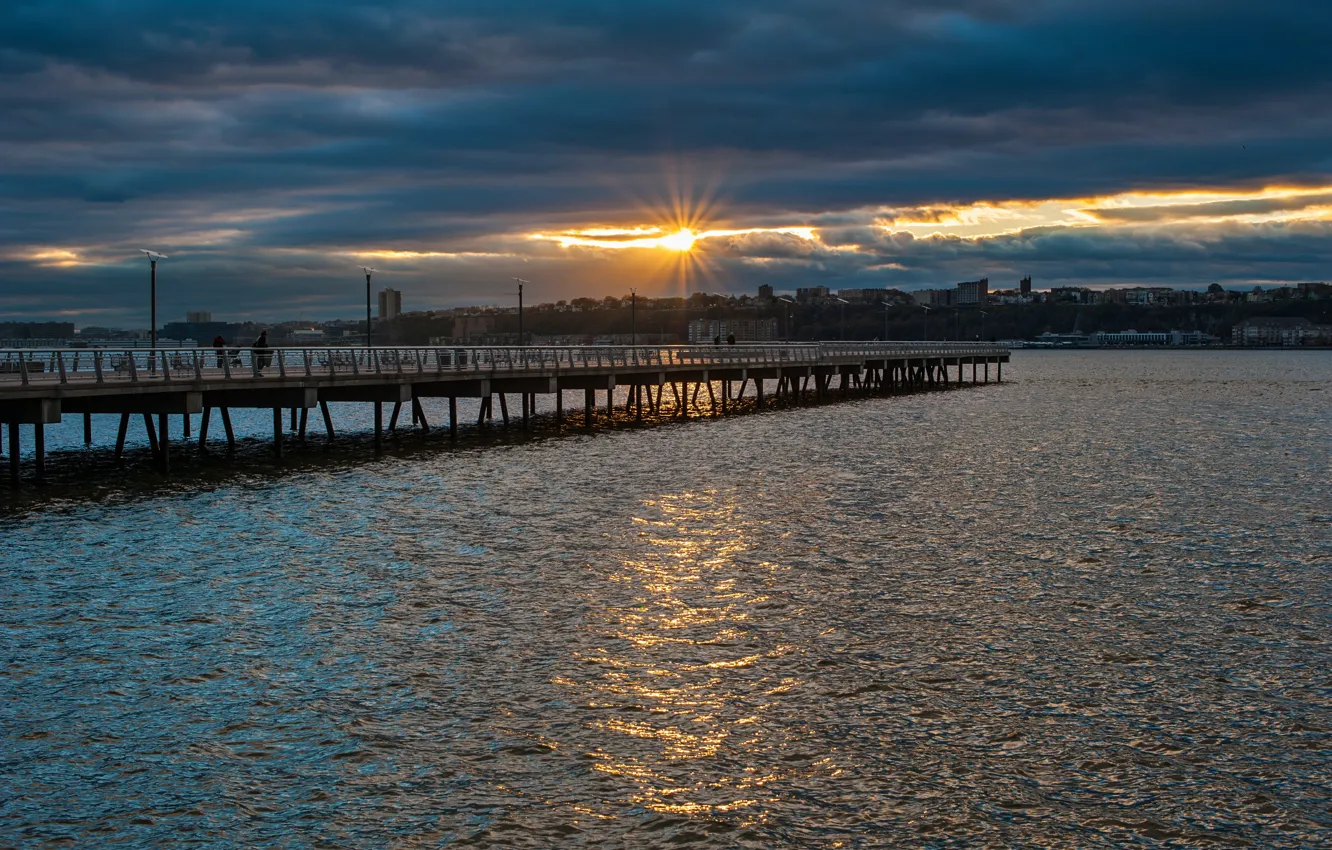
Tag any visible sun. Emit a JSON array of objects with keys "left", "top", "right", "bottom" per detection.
[{"left": 659, "top": 228, "right": 697, "bottom": 252}]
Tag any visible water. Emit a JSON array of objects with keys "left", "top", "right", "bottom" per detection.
[{"left": 2, "top": 351, "right": 1329, "bottom": 846}]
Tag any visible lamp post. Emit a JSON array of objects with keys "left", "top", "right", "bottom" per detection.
[
  {"left": 921, "top": 305, "right": 931, "bottom": 341},
  {"left": 979, "top": 310, "right": 988, "bottom": 342},
  {"left": 512, "top": 278, "right": 529, "bottom": 345},
  {"left": 833, "top": 296, "right": 849, "bottom": 340},
  {"left": 359, "top": 266, "right": 378, "bottom": 346},
  {"left": 778, "top": 296, "right": 795, "bottom": 341},
  {"left": 630, "top": 288, "right": 636, "bottom": 346},
  {"left": 139, "top": 250, "right": 168, "bottom": 351},
  {"left": 881, "top": 304, "right": 890, "bottom": 340}
]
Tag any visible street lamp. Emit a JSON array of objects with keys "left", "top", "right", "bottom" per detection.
[
  {"left": 832, "top": 296, "right": 849, "bottom": 340},
  {"left": 921, "top": 305, "right": 932, "bottom": 341},
  {"left": 778, "top": 296, "right": 795, "bottom": 341},
  {"left": 630, "top": 288, "right": 636, "bottom": 347},
  {"left": 512, "top": 278, "right": 529, "bottom": 345},
  {"left": 359, "top": 266, "right": 378, "bottom": 346},
  {"left": 139, "top": 250, "right": 168, "bottom": 351},
  {"left": 979, "top": 310, "right": 988, "bottom": 342}
]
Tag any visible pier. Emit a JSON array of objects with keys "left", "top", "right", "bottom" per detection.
[{"left": 0, "top": 342, "right": 1008, "bottom": 485}]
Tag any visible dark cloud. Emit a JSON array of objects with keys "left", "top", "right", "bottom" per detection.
[{"left": 1, "top": 0, "right": 1330, "bottom": 323}]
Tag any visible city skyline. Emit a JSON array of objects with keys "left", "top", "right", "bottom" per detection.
[{"left": 3, "top": 1, "right": 1331, "bottom": 324}]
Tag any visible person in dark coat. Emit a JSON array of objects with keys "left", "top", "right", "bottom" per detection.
[
  {"left": 212, "top": 335, "right": 227, "bottom": 368},
  {"left": 252, "top": 330, "right": 272, "bottom": 374},
  {"left": 726, "top": 333, "right": 736, "bottom": 345}
]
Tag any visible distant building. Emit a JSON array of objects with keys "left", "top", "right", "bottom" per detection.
[
  {"left": 378, "top": 287, "right": 402, "bottom": 320},
  {"left": 1231, "top": 317, "right": 1332, "bottom": 346},
  {"left": 186, "top": 311, "right": 212, "bottom": 323},
  {"left": 1019, "top": 276, "right": 1031, "bottom": 296},
  {"left": 0, "top": 321, "right": 75, "bottom": 340},
  {"left": 837, "top": 288, "right": 888, "bottom": 303},
  {"left": 795, "top": 286, "right": 830, "bottom": 303},
  {"left": 687, "top": 318, "right": 778, "bottom": 343},
  {"left": 757, "top": 284, "right": 774, "bottom": 300},
  {"left": 915, "top": 288, "right": 954, "bottom": 307},
  {"left": 161, "top": 320, "right": 250, "bottom": 345},
  {"left": 453, "top": 315, "right": 495, "bottom": 342},
  {"left": 955, "top": 278, "right": 989, "bottom": 306}
]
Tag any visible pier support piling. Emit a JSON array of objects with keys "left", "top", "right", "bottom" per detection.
[
  {"left": 220, "top": 407, "right": 236, "bottom": 455},
  {"left": 272, "top": 407, "right": 284, "bottom": 460},
  {"left": 33, "top": 424, "right": 44, "bottom": 483},
  {"left": 84, "top": 412, "right": 93, "bottom": 447},
  {"left": 199, "top": 407, "right": 211, "bottom": 449},
  {"left": 320, "top": 401, "right": 334, "bottom": 442},
  {"left": 142, "top": 413, "right": 159, "bottom": 458},
  {"left": 7, "top": 423, "right": 17, "bottom": 487},
  {"left": 157, "top": 412, "right": 170, "bottom": 475},
  {"left": 373, "top": 401, "right": 383, "bottom": 455},
  {"left": 449, "top": 396, "right": 458, "bottom": 440},
  {"left": 115, "top": 413, "right": 129, "bottom": 463}
]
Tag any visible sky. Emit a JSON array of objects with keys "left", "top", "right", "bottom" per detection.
[{"left": 2, "top": 0, "right": 1331, "bottom": 325}]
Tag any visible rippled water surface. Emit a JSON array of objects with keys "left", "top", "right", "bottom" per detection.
[{"left": 3, "top": 351, "right": 1330, "bottom": 847}]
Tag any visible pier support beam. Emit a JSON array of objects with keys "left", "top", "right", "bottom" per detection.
[
  {"left": 33, "top": 424, "right": 44, "bottom": 483},
  {"left": 84, "top": 412, "right": 93, "bottom": 447},
  {"left": 115, "top": 413, "right": 129, "bottom": 463},
  {"left": 412, "top": 397, "right": 430, "bottom": 433},
  {"left": 373, "top": 401, "right": 383, "bottom": 455},
  {"left": 220, "top": 407, "right": 236, "bottom": 454},
  {"left": 199, "top": 406, "right": 211, "bottom": 449},
  {"left": 7, "top": 423, "right": 17, "bottom": 487},
  {"left": 272, "top": 407, "right": 284, "bottom": 459},
  {"left": 320, "top": 401, "right": 335, "bottom": 442},
  {"left": 449, "top": 397, "right": 458, "bottom": 440}
]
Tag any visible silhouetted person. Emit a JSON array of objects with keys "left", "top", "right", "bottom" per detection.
[
  {"left": 252, "top": 330, "right": 272, "bottom": 374},
  {"left": 714, "top": 335, "right": 722, "bottom": 346},
  {"left": 212, "top": 335, "right": 227, "bottom": 368},
  {"left": 727, "top": 334, "right": 736, "bottom": 345}
]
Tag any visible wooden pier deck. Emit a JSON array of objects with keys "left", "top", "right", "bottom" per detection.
[{"left": 0, "top": 342, "right": 1009, "bottom": 485}]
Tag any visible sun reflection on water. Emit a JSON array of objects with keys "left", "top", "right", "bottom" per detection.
[{"left": 556, "top": 490, "right": 813, "bottom": 824}]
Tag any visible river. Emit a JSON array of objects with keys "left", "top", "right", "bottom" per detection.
[{"left": 2, "top": 350, "right": 1329, "bottom": 846}]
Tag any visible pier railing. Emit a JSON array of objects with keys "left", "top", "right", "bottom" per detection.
[{"left": 0, "top": 342, "right": 1008, "bottom": 388}]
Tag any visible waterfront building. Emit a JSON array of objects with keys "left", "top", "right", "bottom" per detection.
[{"left": 1231, "top": 317, "right": 1332, "bottom": 346}]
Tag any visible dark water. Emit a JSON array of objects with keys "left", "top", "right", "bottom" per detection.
[{"left": 2, "top": 351, "right": 1329, "bottom": 847}]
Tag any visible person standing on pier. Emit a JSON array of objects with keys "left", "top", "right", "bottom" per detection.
[
  {"left": 252, "top": 330, "right": 272, "bottom": 375},
  {"left": 212, "top": 335, "right": 227, "bottom": 368}
]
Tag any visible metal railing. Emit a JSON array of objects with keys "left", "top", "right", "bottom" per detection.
[{"left": 0, "top": 343, "right": 1009, "bottom": 389}]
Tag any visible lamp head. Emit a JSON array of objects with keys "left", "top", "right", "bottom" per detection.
[{"left": 140, "top": 249, "right": 168, "bottom": 261}]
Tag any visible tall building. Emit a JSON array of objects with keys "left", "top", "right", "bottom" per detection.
[
  {"left": 955, "top": 278, "right": 989, "bottom": 306},
  {"left": 186, "top": 311, "right": 212, "bottom": 323},
  {"left": 757, "top": 284, "right": 774, "bottom": 300},
  {"left": 378, "top": 287, "right": 402, "bottom": 320},
  {"left": 1019, "top": 276, "right": 1031, "bottom": 296}
]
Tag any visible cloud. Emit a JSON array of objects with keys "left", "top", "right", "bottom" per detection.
[{"left": 1, "top": 1, "right": 1331, "bottom": 322}]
